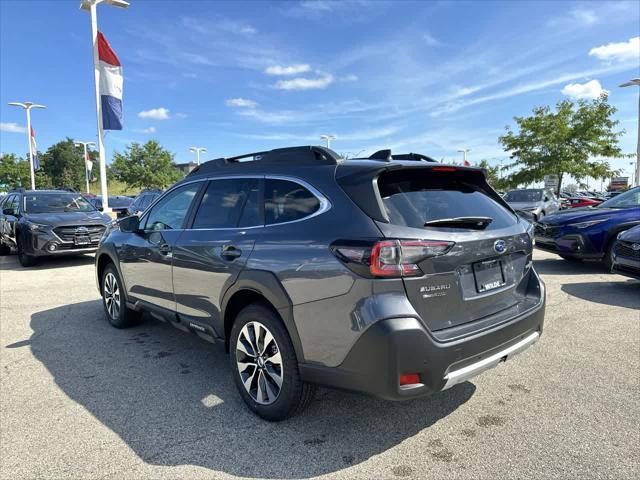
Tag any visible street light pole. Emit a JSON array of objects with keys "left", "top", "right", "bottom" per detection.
[
  {"left": 80, "top": 0, "right": 129, "bottom": 213},
  {"left": 75, "top": 141, "right": 96, "bottom": 193},
  {"left": 189, "top": 147, "right": 207, "bottom": 165},
  {"left": 8, "top": 102, "right": 46, "bottom": 190},
  {"left": 457, "top": 148, "right": 470, "bottom": 164},
  {"left": 619, "top": 78, "right": 640, "bottom": 187},
  {"left": 320, "top": 134, "right": 336, "bottom": 149}
]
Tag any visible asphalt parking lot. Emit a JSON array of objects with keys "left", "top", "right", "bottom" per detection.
[{"left": 1, "top": 249, "right": 638, "bottom": 479}]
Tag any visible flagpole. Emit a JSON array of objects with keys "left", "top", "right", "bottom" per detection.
[{"left": 88, "top": 2, "right": 110, "bottom": 213}]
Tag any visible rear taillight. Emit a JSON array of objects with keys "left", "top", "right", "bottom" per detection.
[{"left": 332, "top": 239, "right": 454, "bottom": 278}]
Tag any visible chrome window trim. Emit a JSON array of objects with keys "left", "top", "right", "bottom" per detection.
[{"left": 179, "top": 174, "right": 332, "bottom": 231}]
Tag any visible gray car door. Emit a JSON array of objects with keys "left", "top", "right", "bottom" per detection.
[
  {"left": 118, "top": 182, "right": 204, "bottom": 312},
  {"left": 172, "top": 177, "right": 262, "bottom": 336}
]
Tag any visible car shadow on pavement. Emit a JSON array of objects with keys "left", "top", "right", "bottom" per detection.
[
  {"left": 561, "top": 280, "right": 640, "bottom": 310},
  {"left": 28, "top": 300, "right": 475, "bottom": 479},
  {"left": 532, "top": 257, "right": 608, "bottom": 276},
  {"left": 0, "top": 254, "right": 94, "bottom": 271}
]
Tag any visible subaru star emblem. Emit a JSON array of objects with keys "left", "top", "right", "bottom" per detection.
[
  {"left": 75, "top": 226, "right": 89, "bottom": 234},
  {"left": 632, "top": 243, "right": 640, "bottom": 251},
  {"left": 494, "top": 239, "right": 507, "bottom": 254}
]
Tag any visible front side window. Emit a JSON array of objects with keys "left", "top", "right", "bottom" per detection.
[
  {"left": 23, "top": 193, "right": 95, "bottom": 213},
  {"left": 143, "top": 183, "right": 201, "bottom": 231},
  {"left": 265, "top": 179, "right": 321, "bottom": 225},
  {"left": 192, "top": 178, "right": 260, "bottom": 229}
]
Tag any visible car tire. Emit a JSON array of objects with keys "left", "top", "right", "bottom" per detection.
[
  {"left": 229, "top": 303, "right": 316, "bottom": 421},
  {"left": 559, "top": 255, "right": 582, "bottom": 262},
  {"left": 101, "top": 263, "right": 140, "bottom": 328},
  {"left": 0, "top": 243, "right": 11, "bottom": 256},
  {"left": 17, "top": 236, "right": 37, "bottom": 267}
]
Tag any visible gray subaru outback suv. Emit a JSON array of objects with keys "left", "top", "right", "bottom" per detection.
[{"left": 95, "top": 146, "right": 545, "bottom": 421}]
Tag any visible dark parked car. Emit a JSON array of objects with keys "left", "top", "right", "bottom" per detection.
[
  {"left": 503, "top": 188, "right": 560, "bottom": 221},
  {"left": 0, "top": 189, "right": 111, "bottom": 266},
  {"left": 535, "top": 187, "right": 640, "bottom": 266},
  {"left": 95, "top": 146, "right": 545, "bottom": 420},
  {"left": 89, "top": 196, "right": 133, "bottom": 218},
  {"left": 126, "top": 189, "right": 162, "bottom": 216},
  {"left": 611, "top": 225, "right": 640, "bottom": 280}
]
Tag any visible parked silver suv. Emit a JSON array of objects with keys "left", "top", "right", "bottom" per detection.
[
  {"left": 504, "top": 188, "right": 560, "bottom": 222},
  {"left": 95, "top": 146, "right": 545, "bottom": 420}
]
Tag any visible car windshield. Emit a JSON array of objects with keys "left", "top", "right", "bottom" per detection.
[
  {"left": 24, "top": 193, "right": 96, "bottom": 213},
  {"left": 597, "top": 188, "right": 640, "bottom": 209},
  {"left": 503, "top": 190, "right": 542, "bottom": 202}
]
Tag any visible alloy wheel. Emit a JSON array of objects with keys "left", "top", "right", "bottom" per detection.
[
  {"left": 103, "top": 272, "right": 121, "bottom": 320},
  {"left": 235, "top": 321, "right": 283, "bottom": 405}
]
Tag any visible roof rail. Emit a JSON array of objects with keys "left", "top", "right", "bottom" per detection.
[
  {"left": 187, "top": 146, "right": 343, "bottom": 176},
  {"left": 365, "top": 149, "right": 437, "bottom": 163}
]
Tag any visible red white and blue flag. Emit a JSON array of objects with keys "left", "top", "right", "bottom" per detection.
[
  {"left": 30, "top": 126, "right": 40, "bottom": 170},
  {"left": 98, "top": 31, "right": 123, "bottom": 130}
]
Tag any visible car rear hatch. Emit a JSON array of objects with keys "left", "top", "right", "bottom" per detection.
[{"left": 338, "top": 163, "right": 533, "bottom": 332}]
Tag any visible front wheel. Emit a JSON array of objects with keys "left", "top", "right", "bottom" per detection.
[
  {"left": 17, "top": 237, "right": 37, "bottom": 267},
  {"left": 230, "top": 304, "right": 315, "bottom": 421},
  {"left": 101, "top": 264, "right": 140, "bottom": 328}
]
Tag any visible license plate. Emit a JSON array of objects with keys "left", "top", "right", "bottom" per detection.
[
  {"left": 74, "top": 235, "right": 91, "bottom": 246},
  {"left": 473, "top": 259, "right": 505, "bottom": 293}
]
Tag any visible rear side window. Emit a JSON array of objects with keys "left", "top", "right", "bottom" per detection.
[
  {"left": 265, "top": 179, "right": 320, "bottom": 225},
  {"left": 378, "top": 170, "right": 516, "bottom": 230},
  {"left": 192, "top": 178, "right": 260, "bottom": 229}
]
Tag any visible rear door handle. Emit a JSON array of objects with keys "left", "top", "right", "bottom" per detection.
[{"left": 221, "top": 245, "right": 242, "bottom": 260}]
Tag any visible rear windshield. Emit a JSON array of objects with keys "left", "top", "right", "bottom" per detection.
[
  {"left": 378, "top": 170, "right": 516, "bottom": 230},
  {"left": 504, "top": 190, "right": 542, "bottom": 202}
]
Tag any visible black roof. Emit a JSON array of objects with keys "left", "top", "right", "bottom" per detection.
[{"left": 185, "top": 145, "right": 442, "bottom": 179}]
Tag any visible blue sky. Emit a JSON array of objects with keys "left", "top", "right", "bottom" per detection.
[{"left": 1, "top": 0, "right": 639, "bottom": 186}]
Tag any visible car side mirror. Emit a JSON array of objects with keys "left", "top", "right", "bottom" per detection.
[
  {"left": 2, "top": 208, "right": 14, "bottom": 216},
  {"left": 119, "top": 215, "right": 141, "bottom": 233},
  {"left": 97, "top": 207, "right": 104, "bottom": 212},
  {"left": 544, "top": 196, "right": 549, "bottom": 202}
]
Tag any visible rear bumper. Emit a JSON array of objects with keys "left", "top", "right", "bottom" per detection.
[{"left": 299, "top": 271, "right": 545, "bottom": 400}]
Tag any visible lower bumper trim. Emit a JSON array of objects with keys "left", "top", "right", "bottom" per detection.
[{"left": 442, "top": 331, "right": 540, "bottom": 390}]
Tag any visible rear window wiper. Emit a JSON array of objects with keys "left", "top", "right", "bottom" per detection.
[{"left": 424, "top": 216, "right": 493, "bottom": 229}]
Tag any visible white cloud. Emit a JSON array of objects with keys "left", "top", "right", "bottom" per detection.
[
  {"left": 135, "top": 127, "right": 157, "bottom": 134},
  {"left": 561, "top": 79, "right": 607, "bottom": 99},
  {"left": 226, "top": 98, "right": 258, "bottom": 108},
  {"left": 138, "top": 108, "right": 170, "bottom": 120},
  {"left": 589, "top": 36, "right": 639, "bottom": 62},
  {"left": 423, "top": 32, "right": 440, "bottom": 46},
  {"left": 0, "top": 122, "right": 26, "bottom": 134},
  {"left": 569, "top": 8, "right": 598, "bottom": 26},
  {"left": 340, "top": 74, "right": 359, "bottom": 82},
  {"left": 176, "top": 112, "right": 188, "bottom": 119},
  {"left": 265, "top": 64, "right": 311, "bottom": 75},
  {"left": 274, "top": 73, "right": 334, "bottom": 90}
]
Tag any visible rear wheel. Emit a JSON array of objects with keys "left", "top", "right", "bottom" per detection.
[
  {"left": 17, "top": 236, "right": 37, "bottom": 267},
  {"left": 101, "top": 264, "right": 140, "bottom": 328},
  {"left": 0, "top": 243, "right": 10, "bottom": 256},
  {"left": 603, "top": 238, "right": 618, "bottom": 270},
  {"left": 230, "top": 304, "right": 315, "bottom": 421}
]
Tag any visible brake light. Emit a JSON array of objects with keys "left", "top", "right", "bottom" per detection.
[
  {"left": 370, "top": 240, "right": 453, "bottom": 277},
  {"left": 432, "top": 166, "right": 457, "bottom": 172}
]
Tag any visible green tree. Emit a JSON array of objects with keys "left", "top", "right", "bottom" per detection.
[
  {"left": 0, "top": 153, "right": 31, "bottom": 190},
  {"left": 0, "top": 153, "right": 52, "bottom": 190},
  {"left": 477, "top": 159, "right": 511, "bottom": 191},
  {"left": 499, "top": 94, "right": 623, "bottom": 195},
  {"left": 40, "top": 138, "right": 87, "bottom": 190},
  {"left": 110, "top": 140, "right": 182, "bottom": 189}
]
